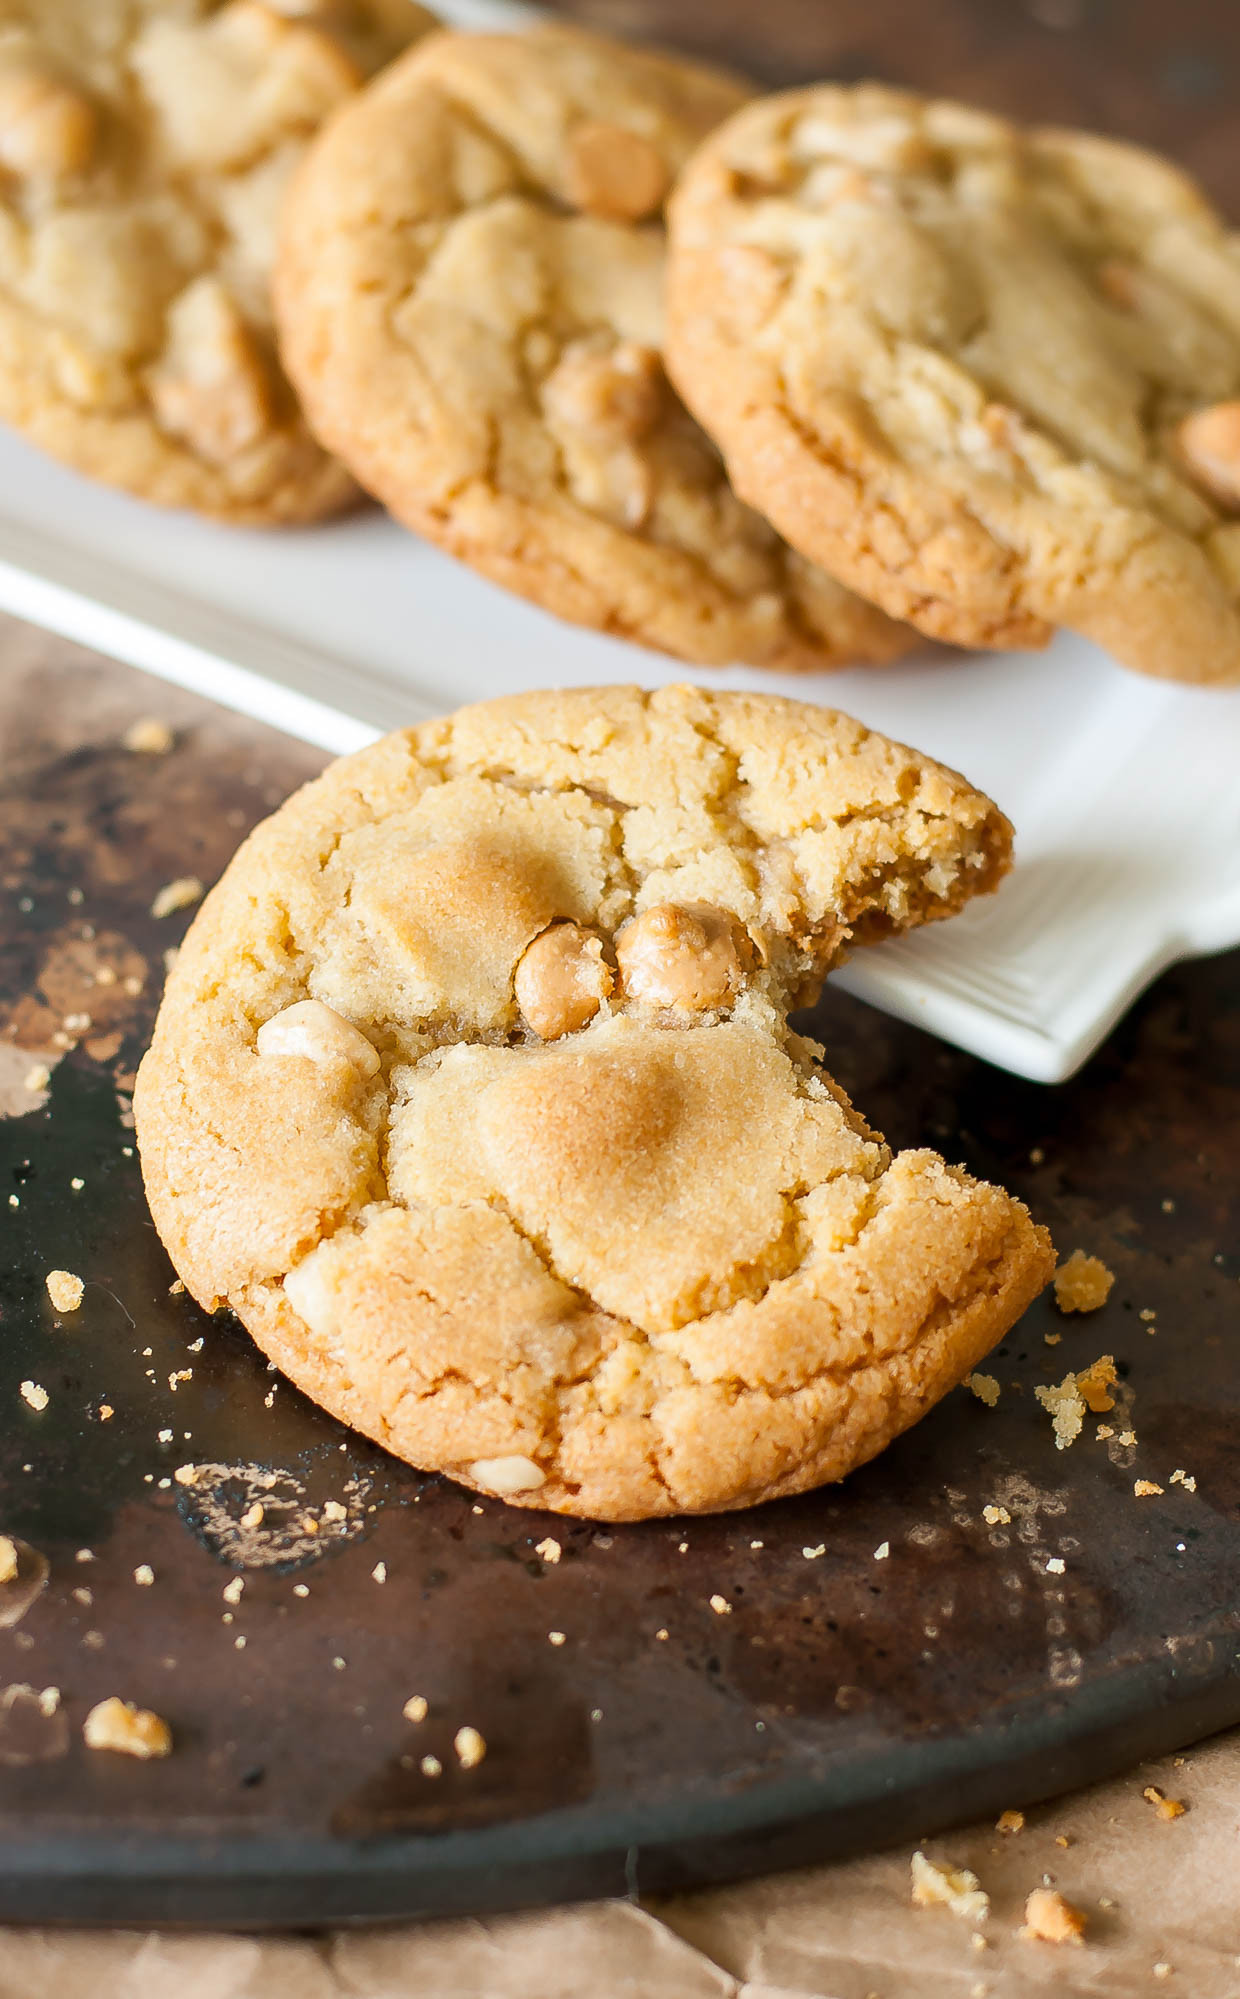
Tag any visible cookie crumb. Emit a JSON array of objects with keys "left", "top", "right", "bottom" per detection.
[
  {"left": 454, "top": 1726, "right": 486, "bottom": 1769},
  {"left": 1119, "top": 1429, "right": 1136, "bottom": 1447},
  {"left": 802, "top": 1543, "right": 826, "bottom": 1560},
  {"left": 371, "top": 1561, "right": 387, "bottom": 1584},
  {"left": 19, "top": 1381, "right": 48, "bottom": 1413},
  {"left": 45, "top": 1269, "right": 84, "bottom": 1314},
  {"left": 322, "top": 1500, "right": 347, "bottom": 1523},
  {"left": 1134, "top": 1479, "right": 1164, "bottom": 1498},
  {"left": 1096, "top": 1424, "right": 1115, "bottom": 1441},
  {"left": 709, "top": 1593, "right": 732, "bottom": 1615},
  {"left": 534, "top": 1536, "right": 562, "bottom": 1564},
  {"left": 874, "top": 1541, "right": 890, "bottom": 1561},
  {"left": 1045, "top": 1557, "right": 1065, "bottom": 1575},
  {"left": 1076, "top": 1355, "right": 1117, "bottom": 1413},
  {"left": 83, "top": 1697, "right": 171, "bottom": 1759},
  {"left": 124, "top": 718, "right": 175, "bottom": 756},
  {"left": 996, "top": 1809, "right": 1025, "bottom": 1834},
  {"left": 174, "top": 1464, "right": 198, "bottom": 1486},
  {"left": 655, "top": 1627, "right": 669, "bottom": 1641},
  {"left": 982, "top": 1505, "right": 1011, "bottom": 1526},
  {"left": 240, "top": 1502, "right": 264, "bottom": 1530},
  {"left": 1020, "top": 1887, "right": 1086, "bottom": 1944},
  {"left": 98, "top": 1405, "right": 113, "bottom": 1422},
  {"left": 910, "top": 1850, "right": 990, "bottom": 1921},
  {"left": 151, "top": 876, "right": 203, "bottom": 920},
  {"left": 965, "top": 1372, "right": 1000, "bottom": 1407},
  {"left": 133, "top": 1565, "right": 154, "bottom": 1587},
  {"left": 157, "top": 1428, "right": 173, "bottom": 1443},
  {"left": 222, "top": 1577, "right": 244, "bottom": 1606},
  {"left": 1169, "top": 1469, "right": 1196, "bottom": 1492},
  {"left": 403, "top": 1695, "right": 428, "bottom": 1723},
  {"left": 1153, "top": 1963, "right": 1173, "bottom": 1979},
  {"left": 0, "top": 1537, "right": 18, "bottom": 1583},
  {"left": 1055, "top": 1835, "right": 1071, "bottom": 1848},
  {"left": 1139, "top": 1308, "right": 1157, "bottom": 1322},
  {"left": 292, "top": 1583, "right": 309, "bottom": 1599},
  {"left": 1142, "top": 1786, "right": 1186, "bottom": 1820},
  {"left": 420, "top": 1754, "right": 442, "bottom": 1778},
  {"left": 24, "top": 1063, "right": 50, "bottom": 1093},
  {"left": 1053, "top": 1250, "right": 1114, "bottom": 1313},
  {"left": 548, "top": 1630, "right": 566, "bottom": 1646}
]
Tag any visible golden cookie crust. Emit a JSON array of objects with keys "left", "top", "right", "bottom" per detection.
[
  {"left": 134, "top": 685, "right": 1052, "bottom": 1521},
  {"left": 666, "top": 83, "right": 1240, "bottom": 684},
  {"left": 0, "top": 0, "right": 437, "bottom": 523},
  {"left": 274, "top": 26, "right": 913, "bottom": 669}
]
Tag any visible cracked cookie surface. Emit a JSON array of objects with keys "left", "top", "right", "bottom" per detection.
[
  {"left": 274, "top": 25, "right": 913, "bottom": 670},
  {"left": 666, "top": 83, "right": 1240, "bottom": 684},
  {"left": 134, "top": 684, "right": 1053, "bottom": 1520},
  {"left": 0, "top": 0, "right": 436, "bottom": 522}
]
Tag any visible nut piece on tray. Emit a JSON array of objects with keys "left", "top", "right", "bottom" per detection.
[
  {"left": 666, "top": 82, "right": 1240, "bottom": 684},
  {"left": 275, "top": 24, "right": 913, "bottom": 670},
  {"left": 134, "top": 684, "right": 1054, "bottom": 1521},
  {"left": 0, "top": 0, "right": 437, "bottom": 522}
]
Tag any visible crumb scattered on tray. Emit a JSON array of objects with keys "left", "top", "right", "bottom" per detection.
[
  {"left": 1036, "top": 1356, "right": 1116, "bottom": 1449},
  {"left": 548, "top": 1630, "right": 566, "bottom": 1647},
  {"left": 240, "top": 1502, "right": 264, "bottom": 1530},
  {"left": 83, "top": 1697, "right": 171, "bottom": 1759},
  {"left": 371, "top": 1561, "right": 387, "bottom": 1584},
  {"left": 45, "top": 1269, "right": 84, "bottom": 1314},
  {"left": 803, "top": 1543, "right": 826, "bottom": 1560},
  {"left": 1046, "top": 1557, "right": 1065, "bottom": 1575},
  {"left": 323, "top": 1500, "right": 347, "bottom": 1523},
  {"left": 133, "top": 1565, "right": 154, "bottom": 1587},
  {"left": 709, "top": 1594, "right": 732, "bottom": 1615},
  {"left": 151, "top": 876, "right": 203, "bottom": 921},
  {"left": 1169, "top": 1469, "right": 1197, "bottom": 1492},
  {"left": 454, "top": 1725, "right": 486, "bottom": 1770},
  {"left": 997, "top": 1810, "right": 1025, "bottom": 1835},
  {"left": 420, "top": 1754, "right": 442, "bottom": 1778},
  {"left": 1134, "top": 1480, "right": 1164, "bottom": 1498},
  {"left": 874, "top": 1541, "right": 890, "bottom": 1560},
  {"left": 0, "top": 1537, "right": 18, "bottom": 1584},
  {"left": 19, "top": 1381, "right": 48, "bottom": 1413},
  {"left": 982, "top": 1505, "right": 1011, "bottom": 1526},
  {"left": 1142, "top": 1786, "right": 1186, "bottom": 1820},
  {"left": 910, "top": 1850, "right": 990, "bottom": 1922},
  {"left": 222, "top": 1577, "right": 244, "bottom": 1606},
  {"left": 1053, "top": 1249, "right": 1115, "bottom": 1313},
  {"left": 535, "top": 1536, "right": 561, "bottom": 1565},
  {"left": 965, "top": 1372, "right": 1000, "bottom": 1406},
  {"left": 403, "top": 1696, "right": 428, "bottom": 1724},
  {"left": 123, "top": 718, "right": 175, "bottom": 756},
  {"left": 1020, "top": 1887, "right": 1086, "bottom": 1945},
  {"left": 24, "top": 1064, "right": 50, "bottom": 1093}
]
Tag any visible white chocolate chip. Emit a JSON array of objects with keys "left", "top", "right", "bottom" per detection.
[
  {"left": 467, "top": 1455, "right": 546, "bottom": 1497},
  {"left": 256, "top": 999, "right": 380, "bottom": 1078}
]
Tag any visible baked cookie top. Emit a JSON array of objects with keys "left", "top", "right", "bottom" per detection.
[
  {"left": 0, "top": 0, "right": 436, "bottom": 522},
  {"left": 666, "top": 83, "right": 1240, "bottom": 685},
  {"left": 135, "top": 685, "right": 1052, "bottom": 1520},
  {"left": 274, "top": 26, "right": 912, "bottom": 670}
]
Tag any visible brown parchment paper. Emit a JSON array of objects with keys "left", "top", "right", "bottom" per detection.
[{"left": 1, "top": 1727, "right": 1236, "bottom": 1999}]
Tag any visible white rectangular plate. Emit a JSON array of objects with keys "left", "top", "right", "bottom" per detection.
[{"left": 3, "top": 424, "right": 1237, "bottom": 1084}]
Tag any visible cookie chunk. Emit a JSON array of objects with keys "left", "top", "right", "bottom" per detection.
[
  {"left": 135, "top": 685, "right": 1053, "bottom": 1520},
  {"left": 274, "top": 26, "right": 912, "bottom": 669},
  {"left": 666, "top": 83, "right": 1240, "bottom": 684},
  {"left": 0, "top": 0, "right": 437, "bottom": 522}
]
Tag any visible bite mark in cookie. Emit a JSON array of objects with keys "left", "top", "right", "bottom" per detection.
[{"left": 134, "top": 685, "right": 1053, "bottom": 1520}]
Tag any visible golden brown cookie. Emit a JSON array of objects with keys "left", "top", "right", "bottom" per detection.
[
  {"left": 134, "top": 685, "right": 1053, "bottom": 1521},
  {"left": 0, "top": 0, "right": 436, "bottom": 523},
  {"left": 274, "top": 26, "right": 913, "bottom": 669},
  {"left": 666, "top": 83, "right": 1240, "bottom": 684}
]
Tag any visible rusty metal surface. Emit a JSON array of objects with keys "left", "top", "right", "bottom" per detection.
[{"left": 0, "top": 625, "right": 1236, "bottom": 1926}]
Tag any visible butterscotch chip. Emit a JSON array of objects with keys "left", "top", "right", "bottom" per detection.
[
  {"left": 82, "top": 1696, "right": 172, "bottom": 1759},
  {"left": 133, "top": 684, "right": 1053, "bottom": 1523},
  {"left": 1143, "top": 1785, "right": 1186, "bottom": 1820},
  {"left": 0, "top": 0, "right": 437, "bottom": 524},
  {"left": 666, "top": 84, "right": 1240, "bottom": 685},
  {"left": 515, "top": 924, "right": 612, "bottom": 1041},
  {"left": 1020, "top": 1887, "right": 1086, "bottom": 1944},
  {"left": 1053, "top": 1251, "right": 1115, "bottom": 1313},
  {"left": 996, "top": 1809, "right": 1025, "bottom": 1834},
  {"left": 274, "top": 25, "right": 914, "bottom": 671}
]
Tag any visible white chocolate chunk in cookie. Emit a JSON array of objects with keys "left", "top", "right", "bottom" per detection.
[
  {"left": 256, "top": 999, "right": 380, "bottom": 1078},
  {"left": 0, "top": 46, "right": 96, "bottom": 179},
  {"left": 515, "top": 923, "right": 613, "bottom": 1041},
  {"left": 1176, "top": 401, "right": 1240, "bottom": 511},
  {"left": 615, "top": 903, "right": 747, "bottom": 1012},
  {"left": 468, "top": 1455, "right": 547, "bottom": 1496},
  {"left": 148, "top": 278, "right": 273, "bottom": 465}
]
